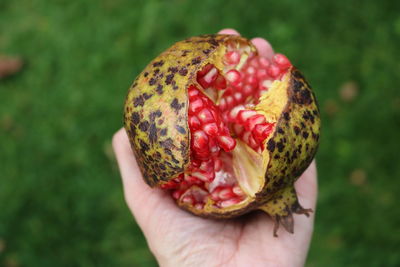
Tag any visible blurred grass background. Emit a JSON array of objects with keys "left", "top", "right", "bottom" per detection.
[{"left": 1, "top": 0, "right": 400, "bottom": 266}]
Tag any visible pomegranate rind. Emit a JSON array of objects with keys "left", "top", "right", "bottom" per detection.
[
  {"left": 124, "top": 35, "right": 252, "bottom": 186},
  {"left": 259, "top": 68, "right": 320, "bottom": 197}
]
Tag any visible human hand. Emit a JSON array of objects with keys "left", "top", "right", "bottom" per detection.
[{"left": 113, "top": 29, "right": 318, "bottom": 267}]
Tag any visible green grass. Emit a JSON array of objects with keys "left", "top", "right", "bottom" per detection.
[{"left": 1, "top": 0, "right": 400, "bottom": 266}]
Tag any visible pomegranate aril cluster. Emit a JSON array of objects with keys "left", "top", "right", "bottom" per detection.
[
  {"left": 219, "top": 52, "right": 292, "bottom": 113},
  {"left": 162, "top": 47, "right": 293, "bottom": 210},
  {"left": 211, "top": 185, "right": 245, "bottom": 208},
  {"left": 230, "top": 108, "right": 275, "bottom": 152},
  {"left": 188, "top": 85, "right": 236, "bottom": 161}
]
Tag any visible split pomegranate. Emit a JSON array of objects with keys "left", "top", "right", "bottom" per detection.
[{"left": 124, "top": 35, "right": 320, "bottom": 236}]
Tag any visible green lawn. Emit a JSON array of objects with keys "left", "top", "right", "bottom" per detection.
[{"left": 1, "top": 0, "right": 400, "bottom": 266}]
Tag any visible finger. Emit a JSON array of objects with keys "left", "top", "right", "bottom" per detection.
[
  {"left": 218, "top": 28, "right": 240, "bottom": 36},
  {"left": 250, "top": 37, "right": 274, "bottom": 59},
  {"left": 112, "top": 128, "right": 178, "bottom": 227},
  {"left": 294, "top": 160, "right": 318, "bottom": 210}
]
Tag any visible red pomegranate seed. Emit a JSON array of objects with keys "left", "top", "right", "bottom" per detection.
[
  {"left": 198, "top": 108, "right": 215, "bottom": 124},
  {"left": 195, "top": 150, "right": 211, "bottom": 159},
  {"left": 189, "top": 116, "right": 201, "bottom": 129},
  {"left": 267, "top": 64, "right": 281, "bottom": 78},
  {"left": 246, "top": 66, "right": 256, "bottom": 75},
  {"left": 172, "top": 190, "right": 183, "bottom": 200},
  {"left": 242, "top": 131, "right": 251, "bottom": 145},
  {"left": 245, "top": 75, "right": 258, "bottom": 87},
  {"left": 192, "top": 171, "right": 214, "bottom": 182},
  {"left": 203, "top": 122, "right": 219, "bottom": 136},
  {"left": 214, "top": 158, "right": 222, "bottom": 172},
  {"left": 232, "top": 185, "right": 244, "bottom": 196},
  {"left": 199, "top": 159, "right": 214, "bottom": 172},
  {"left": 211, "top": 187, "right": 222, "bottom": 201},
  {"left": 184, "top": 175, "right": 202, "bottom": 184},
  {"left": 220, "top": 197, "right": 242, "bottom": 208},
  {"left": 160, "top": 181, "right": 179, "bottom": 190},
  {"left": 256, "top": 68, "right": 268, "bottom": 79},
  {"left": 192, "top": 130, "right": 209, "bottom": 152},
  {"left": 242, "top": 84, "right": 254, "bottom": 96},
  {"left": 197, "top": 64, "right": 213, "bottom": 77},
  {"left": 189, "top": 98, "right": 204, "bottom": 114},
  {"left": 249, "top": 57, "right": 260, "bottom": 68},
  {"left": 213, "top": 73, "right": 227, "bottom": 90},
  {"left": 237, "top": 110, "right": 258, "bottom": 124},
  {"left": 182, "top": 195, "right": 194, "bottom": 205},
  {"left": 273, "top": 53, "right": 291, "bottom": 69},
  {"left": 188, "top": 86, "right": 199, "bottom": 98},
  {"left": 218, "top": 98, "right": 227, "bottom": 111},
  {"left": 224, "top": 51, "right": 241, "bottom": 65},
  {"left": 219, "top": 187, "right": 236, "bottom": 200},
  {"left": 245, "top": 114, "right": 266, "bottom": 131},
  {"left": 226, "top": 95, "right": 235, "bottom": 108},
  {"left": 198, "top": 67, "right": 218, "bottom": 88},
  {"left": 221, "top": 111, "right": 229, "bottom": 123},
  {"left": 248, "top": 135, "right": 259, "bottom": 149},
  {"left": 258, "top": 57, "right": 270, "bottom": 68},
  {"left": 226, "top": 69, "right": 242, "bottom": 86},
  {"left": 209, "top": 140, "right": 220, "bottom": 155},
  {"left": 217, "top": 136, "right": 236, "bottom": 152},
  {"left": 233, "top": 124, "right": 244, "bottom": 137},
  {"left": 204, "top": 67, "right": 218, "bottom": 82},
  {"left": 220, "top": 125, "right": 230, "bottom": 136},
  {"left": 195, "top": 203, "right": 204, "bottom": 209},
  {"left": 253, "top": 123, "right": 274, "bottom": 142},
  {"left": 233, "top": 92, "right": 243, "bottom": 102},
  {"left": 229, "top": 105, "right": 245, "bottom": 121}
]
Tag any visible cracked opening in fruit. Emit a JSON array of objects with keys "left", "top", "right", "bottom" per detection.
[{"left": 160, "top": 43, "right": 292, "bottom": 212}]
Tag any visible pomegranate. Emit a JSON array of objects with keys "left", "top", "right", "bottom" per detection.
[{"left": 124, "top": 35, "right": 320, "bottom": 236}]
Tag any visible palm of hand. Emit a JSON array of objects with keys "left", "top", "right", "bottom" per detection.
[{"left": 114, "top": 128, "right": 316, "bottom": 267}]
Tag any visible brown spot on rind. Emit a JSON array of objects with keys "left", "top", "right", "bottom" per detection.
[
  {"left": 283, "top": 112, "right": 290, "bottom": 120},
  {"left": 149, "top": 110, "right": 162, "bottom": 120},
  {"left": 293, "top": 126, "right": 300, "bottom": 135},
  {"left": 168, "top": 67, "right": 178, "bottom": 73},
  {"left": 170, "top": 98, "right": 184, "bottom": 112},
  {"left": 179, "top": 67, "right": 188, "bottom": 76},
  {"left": 139, "top": 121, "right": 150, "bottom": 131},
  {"left": 291, "top": 80, "right": 312, "bottom": 105},
  {"left": 153, "top": 60, "right": 164, "bottom": 67},
  {"left": 207, "top": 38, "right": 219, "bottom": 46},
  {"left": 267, "top": 139, "right": 276, "bottom": 152},
  {"left": 160, "top": 138, "right": 174, "bottom": 149},
  {"left": 165, "top": 73, "right": 174, "bottom": 85},
  {"left": 191, "top": 57, "right": 201, "bottom": 65},
  {"left": 276, "top": 141, "right": 285, "bottom": 153},
  {"left": 148, "top": 123, "right": 157, "bottom": 144},
  {"left": 160, "top": 128, "right": 167, "bottom": 136},
  {"left": 181, "top": 50, "right": 189, "bottom": 57},
  {"left": 175, "top": 125, "right": 186, "bottom": 134},
  {"left": 139, "top": 139, "right": 149, "bottom": 152},
  {"left": 131, "top": 112, "right": 140, "bottom": 125},
  {"left": 149, "top": 78, "right": 156, "bottom": 86},
  {"left": 133, "top": 96, "right": 145, "bottom": 107},
  {"left": 143, "top": 93, "right": 152, "bottom": 100},
  {"left": 156, "top": 84, "right": 163, "bottom": 95}
]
